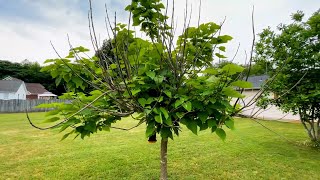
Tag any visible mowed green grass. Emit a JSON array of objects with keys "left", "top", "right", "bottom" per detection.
[{"left": 0, "top": 113, "right": 319, "bottom": 180}]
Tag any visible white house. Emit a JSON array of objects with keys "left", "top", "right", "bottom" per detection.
[
  {"left": 237, "top": 75, "right": 299, "bottom": 121},
  {"left": 241, "top": 75, "right": 270, "bottom": 99},
  {"left": 2, "top": 76, "right": 57, "bottom": 100},
  {"left": 0, "top": 80, "right": 28, "bottom": 100}
]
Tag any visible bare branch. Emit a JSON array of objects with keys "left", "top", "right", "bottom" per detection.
[{"left": 27, "top": 92, "right": 108, "bottom": 130}]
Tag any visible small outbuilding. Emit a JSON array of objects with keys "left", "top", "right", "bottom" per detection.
[{"left": 25, "top": 83, "right": 57, "bottom": 100}]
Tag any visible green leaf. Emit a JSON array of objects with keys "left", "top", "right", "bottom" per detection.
[
  {"left": 182, "top": 101, "right": 192, "bottom": 112},
  {"left": 146, "top": 71, "right": 155, "bottom": 79},
  {"left": 44, "top": 59, "right": 55, "bottom": 64},
  {"left": 61, "top": 132, "right": 71, "bottom": 141},
  {"left": 186, "top": 120, "right": 198, "bottom": 135},
  {"left": 51, "top": 70, "right": 59, "bottom": 78},
  {"left": 219, "top": 35, "right": 233, "bottom": 43},
  {"left": 202, "top": 68, "right": 218, "bottom": 75},
  {"left": 90, "top": 90, "right": 102, "bottom": 96},
  {"left": 160, "top": 127, "right": 173, "bottom": 140},
  {"left": 211, "top": 126, "right": 217, "bottom": 133},
  {"left": 146, "top": 122, "right": 155, "bottom": 137},
  {"left": 163, "top": 116, "right": 173, "bottom": 126},
  {"left": 153, "top": 107, "right": 160, "bottom": 114},
  {"left": 59, "top": 124, "right": 71, "bottom": 133},
  {"left": 157, "top": 96, "right": 164, "bottom": 102},
  {"left": 215, "top": 53, "right": 227, "bottom": 59},
  {"left": 110, "top": 64, "right": 118, "bottom": 69},
  {"left": 164, "top": 90, "right": 172, "bottom": 98},
  {"left": 154, "top": 76, "right": 164, "bottom": 83},
  {"left": 44, "top": 117, "right": 60, "bottom": 123},
  {"left": 155, "top": 114, "right": 162, "bottom": 123},
  {"left": 222, "top": 87, "right": 245, "bottom": 98},
  {"left": 207, "top": 119, "right": 217, "bottom": 128},
  {"left": 231, "top": 80, "right": 253, "bottom": 88},
  {"left": 132, "top": 17, "right": 141, "bottom": 26},
  {"left": 206, "top": 76, "right": 218, "bottom": 83},
  {"left": 76, "top": 46, "right": 90, "bottom": 52},
  {"left": 175, "top": 99, "right": 185, "bottom": 108},
  {"left": 198, "top": 112, "right": 208, "bottom": 123},
  {"left": 146, "top": 97, "right": 154, "bottom": 104},
  {"left": 144, "top": 106, "right": 152, "bottom": 115},
  {"left": 84, "top": 121, "right": 96, "bottom": 132},
  {"left": 55, "top": 76, "right": 62, "bottom": 86},
  {"left": 160, "top": 107, "right": 169, "bottom": 119},
  {"left": 131, "top": 89, "right": 141, "bottom": 95},
  {"left": 138, "top": 98, "right": 147, "bottom": 107},
  {"left": 199, "top": 122, "right": 208, "bottom": 131},
  {"left": 176, "top": 112, "right": 184, "bottom": 119},
  {"left": 45, "top": 109, "right": 60, "bottom": 116},
  {"left": 216, "top": 128, "right": 226, "bottom": 141},
  {"left": 124, "top": 5, "right": 132, "bottom": 11},
  {"left": 225, "top": 119, "right": 235, "bottom": 130},
  {"left": 157, "top": 3, "right": 165, "bottom": 9},
  {"left": 72, "top": 77, "right": 83, "bottom": 88},
  {"left": 222, "top": 64, "right": 244, "bottom": 75},
  {"left": 95, "top": 68, "right": 102, "bottom": 75},
  {"left": 218, "top": 46, "right": 226, "bottom": 52}
]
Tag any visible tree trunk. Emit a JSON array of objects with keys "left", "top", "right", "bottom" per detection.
[
  {"left": 160, "top": 138, "right": 168, "bottom": 180},
  {"left": 299, "top": 109, "right": 315, "bottom": 141},
  {"left": 317, "top": 123, "right": 320, "bottom": 141}
]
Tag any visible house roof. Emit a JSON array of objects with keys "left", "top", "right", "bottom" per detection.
[
  {"left": 246, "top": 75, "right": 269, "bottom": 89},
  {"left": 25, "top": 83, "right": 48, "bottom": 95},
  {"left": 0, "top": 80, "right": 24, "bottom": 93}
]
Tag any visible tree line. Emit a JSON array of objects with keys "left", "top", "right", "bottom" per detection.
[{"left": 0, "top": 60, "right": 65, "bottom": 95}]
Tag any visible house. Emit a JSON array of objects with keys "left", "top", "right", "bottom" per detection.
[
  {"left": 2, "top": 76, "right": 57, "bottom": 100},
  {"left": 25, "top": 83, "right": 57, "bottom": 100},
  {"left": 241, "top": 75, "right": 269, "bottom": 99},
  {"left": 0, "top": 80, "right": 28, "bottom": 100},
  {"left": 237, "top": 75, "right": 299, "bottom": 121}
]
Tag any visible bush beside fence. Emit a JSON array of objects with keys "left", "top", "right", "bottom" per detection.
[{"left": 0, "top": 99, "right": 66, "bottom": 113}]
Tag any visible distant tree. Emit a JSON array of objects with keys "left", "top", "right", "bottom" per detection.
[
  {"left": 255, "top": 10, "right": 320, "bottom": 144},
  {"left": 243, "top": 60, "right": 273, "bottom": 76},
  {"left": 213, "top": 60, "right": 233, "bottom": 68},
  {"left": 95, "top": 39, "right": 114, "bottom": 69}
]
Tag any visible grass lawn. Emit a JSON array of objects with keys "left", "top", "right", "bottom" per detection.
[{"left": 0, "top": 112, "right": 319, "bottom": 180}]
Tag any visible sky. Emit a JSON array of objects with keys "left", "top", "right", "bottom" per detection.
[{"left": 0, "top": 0, "right": 319, "bottom": 65}]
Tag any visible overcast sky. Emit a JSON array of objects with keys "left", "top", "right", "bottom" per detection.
[{"left": 0, "top": 0, "right": 319, "bottom": 65}]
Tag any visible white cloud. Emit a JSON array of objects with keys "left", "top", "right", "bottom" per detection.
[{"left": 0, "top": 0, "right": 319, "bottom": 65}]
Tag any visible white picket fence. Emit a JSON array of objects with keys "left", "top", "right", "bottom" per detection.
[{"left": 0, "top": 99, "right": 66, "bottom": 113}]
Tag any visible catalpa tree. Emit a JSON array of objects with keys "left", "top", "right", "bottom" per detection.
[{"left": 29, "top": 0, "right": 252, "bottom": 179}]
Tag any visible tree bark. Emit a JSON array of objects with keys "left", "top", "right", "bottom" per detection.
[
  {"left": 317, "top": 121, "right": 320, "bottom": 141},
  {"left": 299, "top": 108, "right": 315, "bottom": 141},
  {"left": 160, "top": 138, "right": 168, "bottom": 180}
]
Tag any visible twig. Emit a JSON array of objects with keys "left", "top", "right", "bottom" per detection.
[{"left": 27, "top": 92, "right": 107, "bottom": 130}]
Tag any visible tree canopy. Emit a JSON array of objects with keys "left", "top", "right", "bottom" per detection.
[
  {"left": 33, "top": 0, "right": 254, "bottom": 179},
  {"left": 255, "top": 10, "right": 320, "bottom": 143}
]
